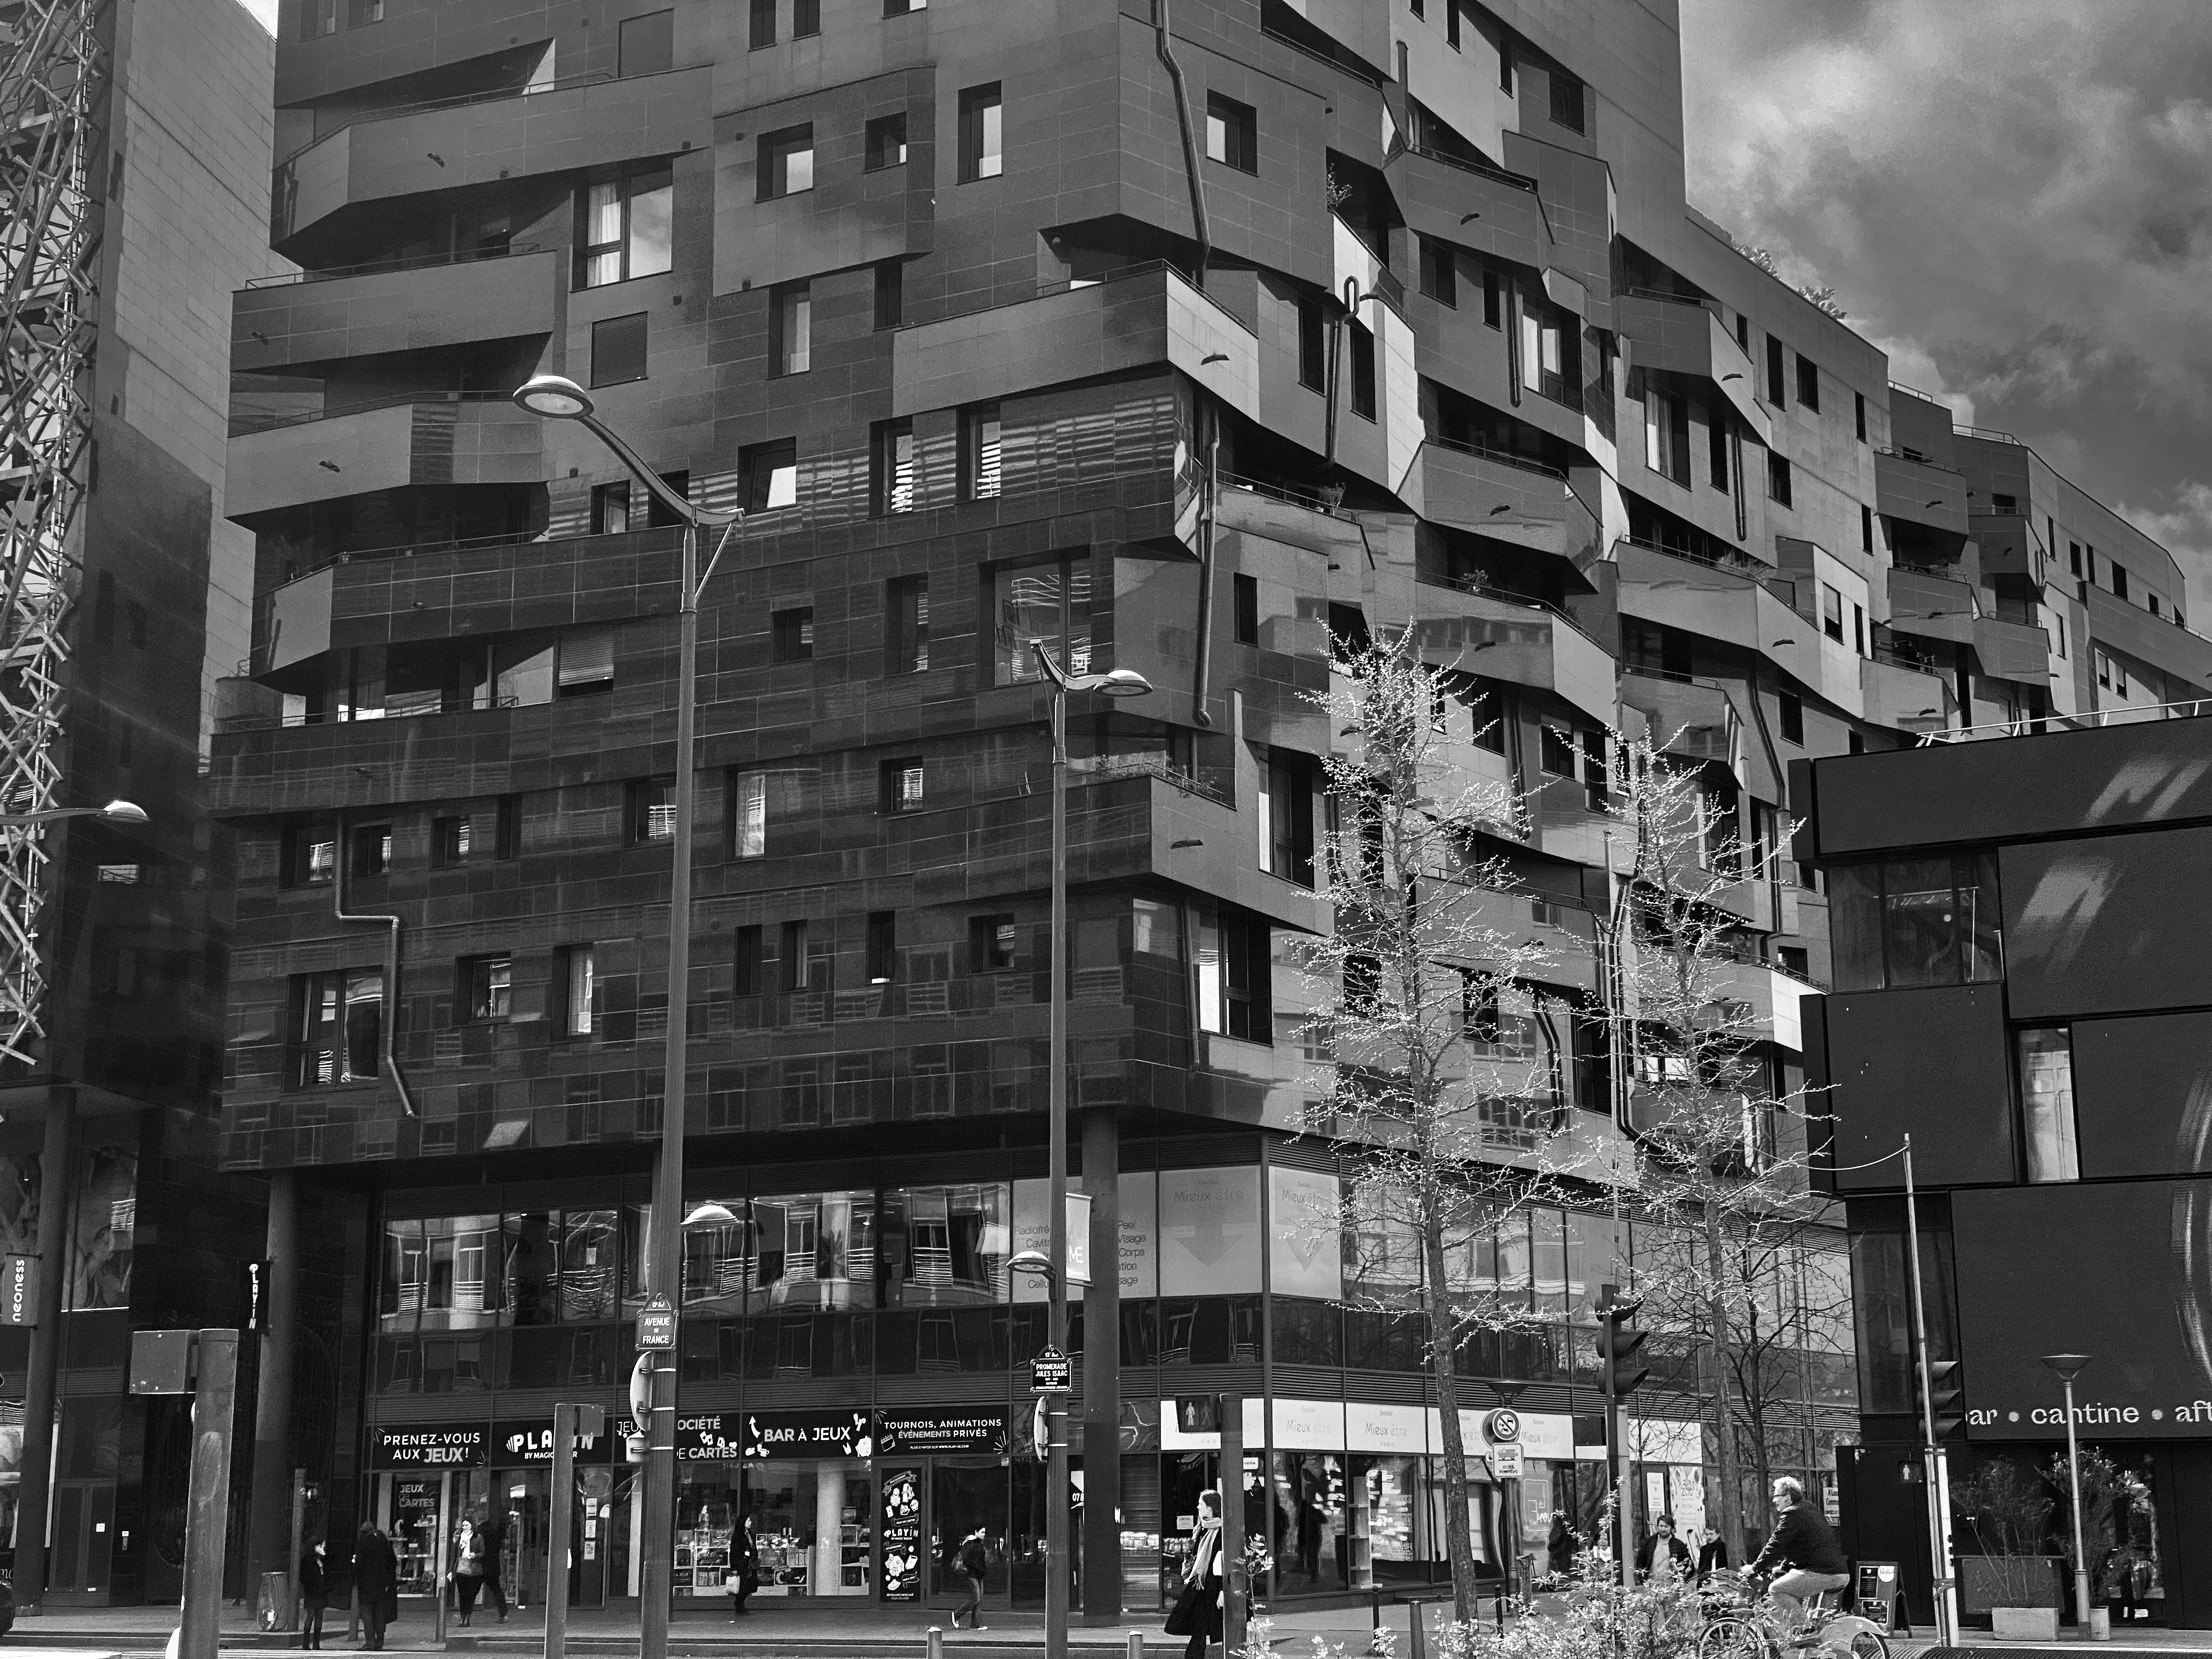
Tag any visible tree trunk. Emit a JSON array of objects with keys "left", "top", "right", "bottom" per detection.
[
  {"left": 1703, "top": 1200, "right": 1745, "bottom": 1564},
  {"left": 1424, "top": 1209, "right": 1480, "bottom": 1625}
]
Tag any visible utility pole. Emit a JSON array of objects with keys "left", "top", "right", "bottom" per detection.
[{"left": 181, "top": 1331, "right": 240, "bottom": 1659}]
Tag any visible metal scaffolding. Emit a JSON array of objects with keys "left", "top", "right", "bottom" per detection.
[{"left": 0, "top": 0, "right": 100, "bottom": 1064}]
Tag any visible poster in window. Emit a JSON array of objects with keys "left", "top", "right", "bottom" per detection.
[
  {"left": 1158, "top": 1166, "right": 1261, "bottom": 1295},
  {"left": 1268, "top": 1166, "right": 1342, "bottom": 1300},
  {"left": 880, "top": 1468, "right": 923, "bottom": 1602}
]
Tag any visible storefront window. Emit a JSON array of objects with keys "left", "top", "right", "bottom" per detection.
[
  {"left": 1273, "top": 1451, "right": 1349, "bottom": 1593},
  {"left": 749, "top": 1190, "right": 877, "bottom": 1311},
  {"left": 1829, "top": 853, "right": 2003, "bottom": 991},
  {"left": 881, "top": 1184, "right": 1009, "bottom": 1306},
  {"left": 381, "top": 1214, "right": 506, "bottom": 1330},
  {"left": 70, "top": 1148, "right": 135, "bottom": 1310}
]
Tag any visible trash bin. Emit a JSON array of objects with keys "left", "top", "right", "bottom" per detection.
[{"left": 259, "top": 1571, "right": 296, "bottom": 1632}]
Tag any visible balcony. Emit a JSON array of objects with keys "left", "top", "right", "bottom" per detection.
[
  {"left": 891, "top": 263, "right": 1256, "bottom": 421},
  {"left": 228, "top": 396, "right": 543, "bottom": 518},
  {"left": 234, "top": 247, "right": 561, "bottom": 371},
  {"left": 1416, "top": 439, "right": 1601, "bottom": 573},
  {"left": 1887, "top": 566, "right": 2051, "bottom": 682},
  {"left": 2083, "top": 583, "right": 2212, "bottom": 692},
  {"left": 1971, "top": 512, "right": 2047, "bottom": 589},
  {"left": 1875, "top": 448, "right": 1968, "bottom": 535},
  {"left": 1861, "top": 655, "right": 1954, "bottom": 733},
  {"left": 1383, "top": 145, "right": 1550, "bottom": 276},
  {"left": 1615, "top": 291, "right": 1772, "bottom": 445},
  {"left": 1718, "top": 962, "right": 1815, "bottom": 1051},
  {"left": 1411, "top": 578, "right": 1617, "bottom": 727},
  {"left": 272, "top": 65, "right": 712, "bottom": 246},
  {"left": 1619, "top": 668, "right": 1776, "bottom": 798}
]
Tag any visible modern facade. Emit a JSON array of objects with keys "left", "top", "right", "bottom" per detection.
[
  {"left": 0, "top": 0, "right": 281, "bottom": 1609},
  {"left": 1801, "top": 714, "right": 2212, "bottom": 1630},
  {"left": 206, "top": 0, "right": 2212, "bottom": 1623}
]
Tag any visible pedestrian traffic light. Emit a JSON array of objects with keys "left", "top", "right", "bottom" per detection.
[
  {"left": 1922, "top": 1359, "right": 1966, "bottom": 1438},
  {"left": 1599, "top": 1294, "right": 1649, "bottom": 1401}
]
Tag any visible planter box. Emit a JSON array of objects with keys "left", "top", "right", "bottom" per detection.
[
  {"left": 1961, "top": 1554, "right": 2064, "bottom": 1614},
  {"left": 1993, "top": 1607, "right": 2061, "bottom": 1641}
]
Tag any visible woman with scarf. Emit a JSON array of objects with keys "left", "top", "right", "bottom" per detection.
[{"left": 1165, "top": 1491, "right": 1226, "bottom": 1659}]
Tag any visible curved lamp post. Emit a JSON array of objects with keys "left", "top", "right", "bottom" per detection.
[
  {"left": 512, "top": 374, "right": 738, "bottom": 1659},
  {"left": 2042, "top": 1353, "right": 2094, "bottom": 1632},
  {"left": 0, "top": 799, "right": 146, "bottom": 828}
]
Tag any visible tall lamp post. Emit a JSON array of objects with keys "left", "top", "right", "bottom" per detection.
[
  {"left": 0, "top": 799, "right": 146, "bottom": 828},
  {"left": 2042, "top": 1353, "right": 2094, "bottom": 1632},
  {"left": 512, "top": 374, "right": 738, "bottom": 1659},
  {"left": 1030, "top": 642, "right": 1149, "bottom": 1659}
]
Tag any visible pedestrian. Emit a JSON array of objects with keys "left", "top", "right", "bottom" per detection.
[
  {"left": 453, "top": 1514, "right": 486, "bottom": 1626},
  {"left": 479, "top": 1506, "right": 511, "bottom": 1623},
  {"left": 949, "top": 1527, "right": 989, "bottom": 1630},
  {"left": 1164, "top": 1492, "right": 1225, "bottom": 1659},
  {"left": 728, "top": 1516, "right": 760, "bottom": 1619},
  {"left": 298, "top": 1540, "right": 329, "bottom": 1650},
  {"left": 353, "top": 1522, "right": 399, "bottom": 1653},
  {"left": 1547, "top": 1511, "right": 1577, "bottom": 1581},
  {"left": 1697, "top": 1526, "right": 1730, "bottom": 1583},
  {"left": 1635, "top": 1514, "right": 1690, "bottom": 1585}
]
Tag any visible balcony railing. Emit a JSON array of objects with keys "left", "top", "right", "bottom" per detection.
[
  {"left": 1917, "top": 698, "right": 2212, "bottom": 746},
  {"left": 243, "top": 241, "right": 543, "bottom": 291},
  {"left": 229, "top": 387, "right": 512, "bottom": 439},
  {"left": 1424, "top": 432, "right": 1567, "bottom": 479},
  {"left": 1400, "top": 143, "right": 1538, "bottom": 194},
  {"left": 1874, "top": 445, "right": 1963, "bottom": 475}
]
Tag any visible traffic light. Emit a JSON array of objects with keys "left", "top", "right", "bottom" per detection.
[
  {"left": 1922, "top": 1359, "right": 1966, "bottom": 1438},
  {"left": 1599, "top": 1293, "right": 1649, "bottom": 1401}
]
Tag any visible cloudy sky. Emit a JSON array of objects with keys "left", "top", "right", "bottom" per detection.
[{"left": 1679, "top": 0, "right": 2212, "bottom": 616}]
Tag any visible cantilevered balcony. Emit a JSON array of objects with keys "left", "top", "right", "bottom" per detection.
[
  {"left": 1619, "top": 667, "right": 1777, "bottom": 798},
  {"left": 1862, "top": 654, "right": 1955, "bottom": 733},
  {"left": 1616, "top": 539, "right": 1864, "bottom": 716},
  {"left": 272, "top": 66, "right": 712, "bottom": 246},
  {"left": 1887, "top": 566, "right": 2053, "bottom": 681},
  {"left": 1416, "top": 439, "right": 1601, "bottom": 574},
  {"left": 1384, "top": 144, "right": 1551, "bottom": 275},
  {"left": 1875, "top": 448, "right": 1969, "bottom": 534},
  {"left": 234, "top": 247, "right": 561, "bottom": 371},
  {"left": 1615, "top": 291, "right": 1772, "bottom": 445},
  {"left": 890, "top": 262, "right": 1256, "bottom": 420},
  {"left": 1971, "top": 512, "right": 2048, "bottom": 589},
  {"left": 228, "top": 396, "right": 543, "bottom": 518},
  {"left": 1409, "top": 577, "right": 1617, "bottom": 727},
  {"left": 2081, "top": 583, "right": 2212, "bottom": 691}
]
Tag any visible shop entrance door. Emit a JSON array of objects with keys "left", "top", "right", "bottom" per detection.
[
  {"left": 49, "top": 1480, "right": 114, "bottom": 1596},
  {"left": 490, "top": 1469, "right": 548, "bottom": 1611},
  {"left": 930, "top": 1460, "right": 1008, "bottom": 1609}
]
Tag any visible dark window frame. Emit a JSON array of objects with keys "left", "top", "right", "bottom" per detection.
[
  {"left": 865, "top": 112, "right": 909, "bottom": 172},
  {"left": 1233, "top": 572, "right": 1259, "bottom": 644},
  {"left": 757, "top": 124, "right": 816, "bottom": 201},
  {"left": 460, "top": 953, "right": 514, "bottom": 1023},
  {"left": 1204, "top": 91, "right": 1257, "bottom": 173},
  {"left": 590, "top": 312, "right": 650, "bottom": 388},
  {"left": 770, "top": 606, "right": 815, "bottom": 663},
  {"left": 888, "top": 574, "right": 930, "bottom": 674},
  {"left": 957, "top": 83, "right": 1003, "bottom": 183},
  {"left": 1419, "top": 237, "right": 1457, "bottom": 307}
]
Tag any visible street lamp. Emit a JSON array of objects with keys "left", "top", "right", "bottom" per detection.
[
  {"left": 0, "top": 798, "right": 146, "bottom": 828},
  {"left": 511, "top": 373, "right": 738, "bottom": 1659},
  {"left": 1030, "top": 642, "right": 1149, "bottom": 1659},
  {"left": 2042, "top": 1353, "right": 2094, "bottom": 1632}
]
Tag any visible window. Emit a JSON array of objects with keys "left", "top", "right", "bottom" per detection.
[
  {"left": 1820, "top": 583, "right": 1844, "bottom": 642},
  {"left": 1539, "top": 726, "right": 1576, "bottom": 777},
  {"left": 1233, "top": 573, "right": 1259, "bottom": 644},
  {"left": 2084, "top": 543, "right": 2097, "bottom": 583},
  {"left": 865, "top": 113, "right": 909, "bottom": 171},
  {"left": 1548, "top": 71, "right": 1585, "bottom": 133},
  {"left": 794, "top": 0, "right": 819, "bottom": 35},
  {"left": 1853, "top": 603, "right": 1866, "bottom": 656},
  {"left": 462, "top": 954, "right": 513, "bottom": 1022},
  {"left": 1260, "top": 751, "right": 1314, "bottom": 887},
  {"left": 1194, "top": 906, "right": 1269, "bottom": 1043},
  {"left": 1459, "top": 676, "right": 1506, "bottom": 754},
  {"left": 741, "top": 439, "right": 798, "bottom": 511},
  {"left": 433, "top": 815, "right": 472, "bottom": 867},
  {"left": 1296, "top": 296, "right": 1325, "bottom": 390},
  {"left": 749, "top": 0, "right": 776, "bottom": 48},
  {"left": 1795, "top": 352, "right": 1820, "bottom": 411},
  {"left": 1765, "top": 336, "right": 1786, "bottom": 406},
  {"left": 1735, "top": 313, "right": 1750, "bottom": 352},
  {"left": 1848, "top": 731, "right": 1865, "bottom": 754},
  {"left": 590, "top": 313, "right": 648, "bottom": 387},
  {"left": 958, "top": 84, "right": 1003, "bottom": 182},
  {"left": 729, "top": 769, "right": 768, "bottom": 859},
  {"left": 293, "top": 969, "right": 381, "bottom": 1087},
  {"left": 592, "top": 481, "right": 632, "bottom": 535},
  {"left": 758, "top": 125, "right": 815, "bottom": 200},
  {"left": 770, "top": 283, "right": 811, "bottom": 375},
  {"left": 991, "top": 554, "right": 1092, "bottom": 684},
  {"left": 1482, "top": 267, "right": 1502, "bottom": 329},
  {"left": 872, "top": 419, "right": 916, "bottom": 515},
  {"left": 1861, "top": 504, "right": 1875, "bottom": 554},
  {"left": 1827, "top": 854, "right": 2003, "bottom": 992},
  {"left": 1498, "top": 35, "right": 1514, "bottom": 92},
  {"left": 771, "top": 607, "right": 814, "bottom": 663},
  {"left": 301, "top": 0, "right": 336, "bottom": 38},
  {"left": 2111, "top": 562, "right": 2130, "bottom": 601},
  {"left": 779, "top": 920, "right": 811, "bottom": 992},
  {"left": 960, "top": 403, "right": 1002, "bottom": 499},
  {"left": 873, "top": 260, "right": 904, "bottom": 329},
  {"left": 1778, "top": 692, "right": 1803, "bottom": 745},
  {"left": 496, "top": 797, "right": 522, "bottom": 860},
  {"left": 883, "top": 0, "right": 924, "bottom": 13},
  {"left": 732, "top": 927, "right": 764, "bottom": 997},
  {"left": 285, "top": 825, "right": 337, "bottom": 887},
  {"left": 557, "top": 946, "right": 595, "bottom": 1037},
  {"left": 882, "top": 757, "right": 925, "bottom": 814},
  {"left": 971, "top": 915, "right": 1017, "bottom": 972},
  {"left": 1854, "top": 390, "right": 1867, "bottom": 442},
  {"left": 631, "top": 778, "right": 677, "bottom": 843},
  {"left": 1643, "top": 384, "right": 1688, "bottom": 487},
  {"left": 351, "top": 823, "right": 392, "bottom": 878},
  {"left": 1708, "top": 409, "right": 1729, "bottom": 491},
  {"left": 1519, "top": 303, "right": 1574, "bottom": 403},
  {"left": 1991, "top": 492, "right": 2017, "bottom": 515},
  {"left": 1418, "top": 237, "right": 1456, "bottom": 306},
  {"left": 578, "top": 166, "right": 674, "bottom": 289},
  {"left": 2017, "top": 1027, "right": 2079, "bottom": 1183},
  {"left": 1767, "top": 452, "right": 1793, "bottom": 507},
  {"left": 618, "top": 8, "right": 673, "bottom": 76},
  {"left": 1348, "top": 323, "right": 1377, "bottom": 419},
  {"left": 1444, "top": 0, "right": 1459, "bottom": 48},
  {"left": 1205, "top": 92, "right": 1256, "bottom": 173},
  {"left": 866, "top": 912, "right": 898, "bottom": 984},
  {"left": 888, "top": 575, "right": 930, "bottom": 673},
  {"left": 557, "top": 626, "right": 615, "bottom": 697}
]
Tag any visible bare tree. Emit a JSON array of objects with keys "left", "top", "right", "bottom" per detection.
[{"left": 1288, "top": 633, "right": 1598, "bottom": 1621}]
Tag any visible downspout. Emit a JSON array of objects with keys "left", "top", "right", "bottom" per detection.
[
  {"left": 1730, "top": 421, "right": 1747, "bottom": 543},
  {"left": 334, "top": 811, "right": 417, "bottom": 1118},
  {"left": 1153, "top": 0, "right": 1212, "bottom": 287},
  {"left": 1191, "top": 408, "right": 1220, "bottom": 727},
  {"left": 1506, "top": 278, "right": 1524, "bottom": 408}
]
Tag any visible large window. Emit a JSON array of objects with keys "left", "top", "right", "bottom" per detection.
[
  {"left": 729, "top": 769, "right": 768, "bottom": 858},
  {"left": 958, "top": 84, "right": 1003, "bottom": 182},
  {"left": 1643, "top": 383, "right": 1688, "bottom": 486},
  {"left": 380, "top": 1206, "right": 640, "bottom": 1333},
  {"left": 1827, "top": 854, "right": 2003, "bottom": 991},
  {"left": 758, "top": 125, "right": 815, "bottom": 199},
  {"left": 741, "top": 438, "right": 798, "bottom": 511},
  {"left": 294, "top": 968, "right": 381, "bottom": 1087},
  {"left": 1519, "top": 303, "right": 1576, "bottom": 406},
  {"left": 1195, "top": 905, "right": 1269, "bottom": 1043},
  {"left": 1204, "top": 92, "right": 1256, "bottom": 173},
  {"left": 2017, "top": 1026, "right": 2079, "bottom": 1183},
  {"left": 872, "top": 419, "right": 916, "bottom": 515},
  {"left": 992, "top": 554, "right": 1091, "bottom": 685},
  {"left": 865, "top": 113, "right": 909, "bottom": 171},
  {"left": 770, "top": 282, "right": 811, "bottom": 375},
  {"left": 590, "top": 312, "right": 648, "bottom": 387},
  {"left": 1260, "top": 750, "right": 1314, "bottom": 887},
  {"left": 888, "top": 575, "right": 930, "bottom": 673},
  {"left": 960, "top": 403, "right": 1002, "bottom": 500},
  {"left": 577, "top": 167, "right": 673, "bottom": 289}
]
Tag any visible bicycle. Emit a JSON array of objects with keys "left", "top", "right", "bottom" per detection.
[{"left": 1694, "top": 1570, "right": 1889, "bottom": 1659}]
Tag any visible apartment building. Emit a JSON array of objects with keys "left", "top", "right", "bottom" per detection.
[
  {"left": 205, "top": 0, "right": 2212, "bottom": 1618},
  {"left": 1800, "top": 715, "right": 2212, "bottom": 1629}
]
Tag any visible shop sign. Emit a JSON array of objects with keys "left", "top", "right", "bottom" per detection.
[
  {"left": 737, "top": 1408, "right": 873, "bottom": 1460},
  {"left": 876, "top": 1409, "right": 1008, "bottom": 1457},
  {"left": 492, "top": 1417, "right": 614, "bottom": 1466},
  {"left": 673, "top": 1413, "right": 745, "bottom": 1463},
  {"left": 1271, "top": 1397, "right": 1345, "bottom": 1451},
  {"left": 1344, "top": 1401, "right": 1426, "bottom": 1454},
  {"left": 391, "top": 1477, "right": 441, "bottom": 1521},
  {"left": 881, "top": 1469, "right": 924, "bottom": 1603},
  {"left": 1518, "top": 1412, "right": 1575, "bottom": 1462},
  {"left": 369, "top": 1424, "right": 488, "bottom": 1469},
  {"left": 2, "top": 1254, "right": 32, "bottom": 1326}
]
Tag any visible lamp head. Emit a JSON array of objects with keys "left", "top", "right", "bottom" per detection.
[
  {"left": 2041, "top": 1352, "right": 2092, "bottom": 1383},
  {"left": 99, "top": 799, "right": 148, "bottom": 825},
  {"left": 513, "top": 374, "right": 595, "bottom": 420},
  {"left": 683, "top": 1200, "right": 742, "bottom": 1229},
  {"left": 1006, "top": 1248, "right": 1056, "bottom": 1282},
  {"left": 1090, "top": 668, "right": 1153, "bottom": 698}
]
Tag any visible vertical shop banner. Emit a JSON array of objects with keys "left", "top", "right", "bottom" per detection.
[
  {"left": 1158, "top": 1165, "right": 1261, "bottom": 1295},
  {"left": 880, "top": 1469, "right": 923, "bottom": 1603},
  {"left": 1267, "top": 1166, "right": 1342, "bottom": 1300}
]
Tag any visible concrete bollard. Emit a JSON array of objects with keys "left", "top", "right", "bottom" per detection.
[
  {"left": 928, "top": 1626, "right": 945, "bottom": 1659},
  {"left": 1408, "top": 1601, "right": 1427, "bottom": 1659},
  {"left": 1127, "top": 1632, "right": 1146, "bottom": 1659}
]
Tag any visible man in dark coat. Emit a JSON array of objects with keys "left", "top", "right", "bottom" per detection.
[
  {"left": 1750, "top": 1477, "right": 1849, "bottom": 1634},
  {"left": 352, "top": 1522, "right": 400, "bottom": 1652}
]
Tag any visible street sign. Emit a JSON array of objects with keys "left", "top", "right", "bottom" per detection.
[
  {"left": 129, "top": 1328, "right": 194, "bottom": 1395},
  {"left": 1030, "top": 1344, "right": 1071, "bottom": 1392},
  {"left": 637, "top": 1295, "right": 678, "bottom": 1350},
  {"left": 3, "top": 1254, "right": 35, "bottom": 1326},
  {"left": 1492, "top": 1444, "right": 1524, "bottom": 1481},
  {"left": 1485, "top": 1407, "right": 1521, "bottom": 1444}
]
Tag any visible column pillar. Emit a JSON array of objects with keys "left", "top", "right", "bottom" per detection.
[
  {"left": 247, "top": 1170, "right": 299, "bottom": 1616},
  {"left": 1080, "top": 1108, "right": 1121, "bottom": 1620},
  {"left": 16, "top": 1088, "right": 74, "bottom": 1611}
]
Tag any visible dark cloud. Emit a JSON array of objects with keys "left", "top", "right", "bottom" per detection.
[{"left": 1679, "top": 0, "right": 2212, "bottom": 614}]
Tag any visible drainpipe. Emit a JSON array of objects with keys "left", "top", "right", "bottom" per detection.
[
  {"left": 1153, "top": 0, "right": 1212, "bottom": 287},
  {"left": 1506, "top": 279, "right": 1524, "bottom": 408},
  {"left": 334, "top": 812, "right": 417, "bottom": 1117},
  {"left": 1191, "top": 409, "right": 1220, "bottom": 727}
]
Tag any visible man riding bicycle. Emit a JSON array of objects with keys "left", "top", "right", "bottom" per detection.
[{"left": 1749, "top": 1477, "right": 1850, "bottom": 1639}]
